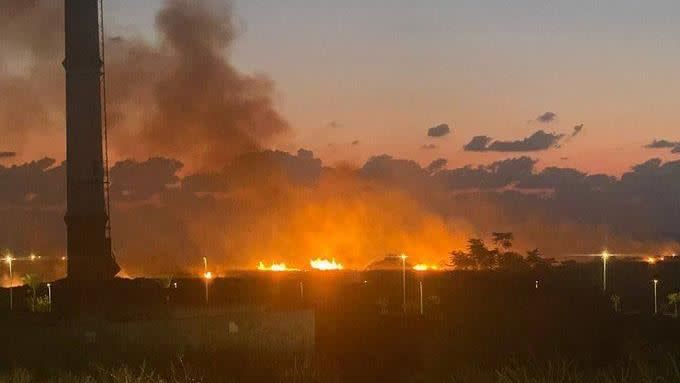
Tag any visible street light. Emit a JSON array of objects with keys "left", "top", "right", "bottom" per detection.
[
  {"left": 400, "top": 254, "right": 407, "bottom": 313},
  {"left": 4, "top": 253, "right": 13, "bottom": 311},
  {"left": 653, "top": 279, "right": 659, "bottom": 315},
  {"left": 601, "top": 250, "right": 610, "bottom": 292},
  {"left": 419, "top": 281, "right": 424, "bottom": 316},
  {"left": 47, "top": 283, "right": 52, "bottom": 312}
]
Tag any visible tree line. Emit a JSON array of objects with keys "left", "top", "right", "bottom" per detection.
[{"left": 449, "top": 232, "right": 552, "bottom": 271}]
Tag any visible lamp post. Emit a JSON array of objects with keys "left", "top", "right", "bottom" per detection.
[
  {"left": 601, "top": 250, "right": 610, "bottom": 292},
  {"left": 202, "top": 257, "right": 211, "bottom": 305},
  {"left": 419, "top": 281, "right": 424, "bottom": 316},
  {"left": 400, "top": 254, "right": 407, "bottom": 313},
  {"left": 47, "top": 283, "right": 52, "bottom": 312},
  {"left": 653, "top": 279, "right": 659, "bottom": 315},
  {"left": 4, "top": 253, "right": 13, "bottom": 311}
]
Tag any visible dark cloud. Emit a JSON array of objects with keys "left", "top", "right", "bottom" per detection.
[
  {"left": 645, "top": 139, "right": 678, "bottom": 149},
  {"left": 572, "top": 124, "right": 584, "bottom": 137},
  {"left": 0, "top": 152, "right": 16, "bottom": 159},
  {"left": 673, "top": 146, "right": 680, "bottom": 154},
  {"left": 110, "top": 157, "right": 183, "bottom": 200},
  {"left": 3, "top": 151, "right": 680, "bottom": 276},
  {"left": 427, "top": 123, "right": 451, "bottom": 138},
  {"left": 463, "top": 136, "right": 493, "bottom": 152},
  {"left": 537, "top": 112, "right": 557, "bottom": 123},
  {"left": 463, "top": 131, "right": 564, "bottom": 152}
]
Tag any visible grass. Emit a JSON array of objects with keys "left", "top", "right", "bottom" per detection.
[{"left": 3, "top": 355, "right": 680, "bottom": 383}]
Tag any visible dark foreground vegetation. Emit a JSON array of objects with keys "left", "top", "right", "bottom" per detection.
[
  {"left": 2, "top": 353, "right": 680, "bottom": 383},
  {"left": 3, "top": 251, "right": 680, "bottom": 382}
]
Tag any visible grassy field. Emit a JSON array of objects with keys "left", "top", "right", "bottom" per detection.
[{"left": 2, "top": 353, "right": 680, "bottom": 383}]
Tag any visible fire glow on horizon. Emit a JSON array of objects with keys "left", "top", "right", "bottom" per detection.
[
  {"left": 310, "top": 258, "right": 344, "bottom": 271},
  {"left": 257, "top": 262, "right": 299, "bottom": 272},
  {"left": 413, "top": 264, "right": 439, "bottom": 271}
]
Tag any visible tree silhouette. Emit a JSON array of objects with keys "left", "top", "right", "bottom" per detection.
[
  {"left": 468, "top": 239, "right": 495, "bottom": 270},
  {"left": 22, "top": 274, "right": 42, "bottom": 312},
  {"left": 668, "top": 292, "right": 680, "bottom": 318},
  {"left": 492, "top": 232, "right": 514, "bottom": 251},
  {"left": 450, "top": 250, "right": 476, "bottom": 270},
  {"left": 526, "top": 248, "right": 551, "bottom": 270}
]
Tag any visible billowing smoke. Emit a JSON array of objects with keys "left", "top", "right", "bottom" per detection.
[
  {"left": 108, "top": 0, "right": 290, "bottom": 169},
  {"left": 0, "top": 0, "right": 290, "bottom": 170},
  {"left": 0, "top": 0, "right": 63, "bottom": 153}
]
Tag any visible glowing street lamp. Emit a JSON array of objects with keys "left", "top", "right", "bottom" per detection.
[
  {"left": 202, "top": 257, "right": 212, "bottom": 305},
  {"left": 601, "top": 250, "right": 611, "bottom": 292},
  {"left": 47, "top": 283, "right": 52, "bottom": 312},
  {"left": 4, "top": 253, "right": 13, "bottom": 311},
  {"left": 653, "top": 279, "right": 659, "bottom": 315},
  {"left": 400, "top": 254, "right": 408, "bottom": 313}
]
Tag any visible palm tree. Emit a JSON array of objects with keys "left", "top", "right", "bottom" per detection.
[
  {"left": 668, "top": 292, "right": 680, "bottom": 318},
  {"left": 22, "top": 274, "right": 42, "bottom": 312}
]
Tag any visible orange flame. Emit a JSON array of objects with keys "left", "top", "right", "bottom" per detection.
[
  {"left": 257, "top": 261, "right": 298, "bottom": 272},
  {"left": 310, "top": 258, "right": 344, "bottom": 271},
  {"left": 413, "top": 264, "right": 439, "bottom": 271}
]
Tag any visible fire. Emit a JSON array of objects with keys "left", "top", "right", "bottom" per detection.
[
  {"left": 413, "top": 264, "right": 439, "bottom": 271},
  {"left": 310, "top": 258, "right": 344, "bottom": 271},
  {"left": 257, "top": 261, "right": 298, "bottom": 272},
  {"left": 203, "top": 271, "right": 213, "bottom": 279}
]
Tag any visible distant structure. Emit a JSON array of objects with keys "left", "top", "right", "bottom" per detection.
[{"left": 64, "top": 0, "right": 119, "bottom": 280}]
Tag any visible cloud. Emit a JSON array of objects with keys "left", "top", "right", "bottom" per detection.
[
  {"left": 463, "top": 130, "right": 564, "bottom": 152},
  {"left": 645, "top": 139, "right": 679, "bottom": 149},
  {"left": 463, "top": 136, "right": 493, "bottom": 152},
  {"left": 645, "top": 139, "right": 680, "bottom": 155},
  {"left": 0, "top": 152, "right": 16, "bottom": 159},
  {"left": 571, "top": 124, "right": 584, "bottom": 137},
  {"left": 110, "top": 157, "right": 183, "bottom": 200},
  {"left": 427, "top": 123, "right": 451, "bottom": 138},
  {"left": 3, "top": 151, "right": 680, "bottom": 277},
  {"left": 537, "top": 112, "right": 557, "bottom": 123}
]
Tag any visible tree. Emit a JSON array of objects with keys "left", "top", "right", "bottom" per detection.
[
  {"left": 526, "top": 248, "right": 551, "bottom": 270},
  {"left": 497, "top": 251, "right": 529, "bottom": 272},
  {"left": 450, "top": 250, "right": 476, "bottom": 270},
  {"left": 668, "top": 292, "right": 680, "bottom": 318},
  {"left": 492, "top": 232, "right": 514, "bottom": 251},
  {"left": 22, "top": 274, "right": 42, "bottom": 312},
  {"left": 468, "top": 239, "right": 495, "bottom": 270}
]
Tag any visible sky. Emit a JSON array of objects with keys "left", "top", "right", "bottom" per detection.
[
  {"left": 103, "top": 0, "right": 680, "bottom": 174},
  {"left": 2, "top": 0, "right": 680, "bottom": 275}
]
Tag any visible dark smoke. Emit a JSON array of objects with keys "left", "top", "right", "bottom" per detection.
[{"left": 0, "top": 0, "right": 290, "bottom": 170}]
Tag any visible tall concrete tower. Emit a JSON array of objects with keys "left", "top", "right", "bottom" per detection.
[{"left": 64, "top": 0, "right": 119, "bottom": 280}]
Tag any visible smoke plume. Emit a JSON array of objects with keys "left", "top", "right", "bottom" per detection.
[{"left": 0, "top": 0, "right": 290, "bottom": 170}]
